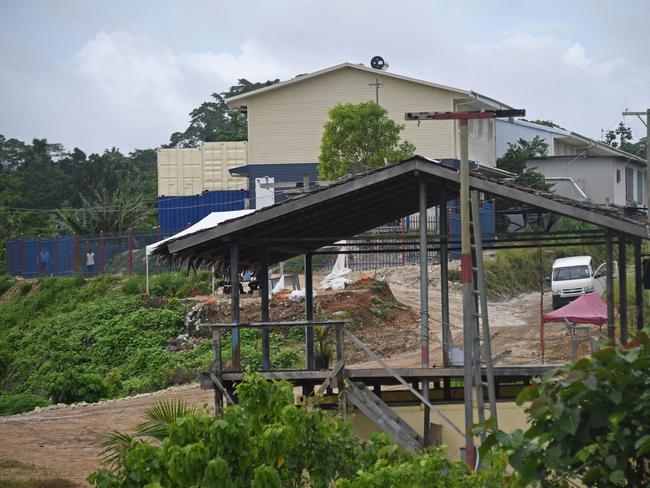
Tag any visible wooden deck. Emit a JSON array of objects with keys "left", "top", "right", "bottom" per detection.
[{"left": 200, "top": 365, "right": 555, "bottom": 406}]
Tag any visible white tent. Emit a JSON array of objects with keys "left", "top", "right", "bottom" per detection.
[{"left": 145, "top": 210, "right": 255, "bottom": 293}]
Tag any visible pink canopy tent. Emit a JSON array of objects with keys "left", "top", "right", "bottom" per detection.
[{"left": 542, "top": 292, "right": 608, "bottom": 326}]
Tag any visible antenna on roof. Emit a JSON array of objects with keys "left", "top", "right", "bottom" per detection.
[{"left": 370, "top": 56, "right": 388, "bottom": 70}]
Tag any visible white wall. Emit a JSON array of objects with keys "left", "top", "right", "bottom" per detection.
[{"left": 528, "top": 156, "right": 645, "bottom": 207}]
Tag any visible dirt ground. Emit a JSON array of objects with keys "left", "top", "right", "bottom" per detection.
[{"left": 0, "top": 267, "right": 584, "bottom": 486}]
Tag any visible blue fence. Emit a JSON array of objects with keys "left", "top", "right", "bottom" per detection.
[{"left": 7, "top": 231, "right": 162, "bottom": 278}]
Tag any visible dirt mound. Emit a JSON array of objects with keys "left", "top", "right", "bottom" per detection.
[
  {"left": 198, "top": 280, "right": 420, "bottom": 364},
  {"left": 372, "top": 263, "right": 461, "bottom": 290}
]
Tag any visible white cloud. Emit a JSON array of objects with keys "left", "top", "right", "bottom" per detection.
[
  {"left": 69, "top": 32, "right": 297, "bottom": 150},
  {"left": 562, "top": 43, "right": 591, "bottom": 68}
]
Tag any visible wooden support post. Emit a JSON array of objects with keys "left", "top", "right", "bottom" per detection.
[
  {"left": 440, "top": 189, "right": 451, "bottom": 367},
  {"left": 305, "top": 253, "right": 315, "bottom": 370},
  {"left": 619, "top": 236, "right": 628, "bottom": 345},
  {"left": 418, "top": 176, "right": 431, "bottom": 447},
  {"left": 260, "top": 246, "right": 271, "bottom": 371},
  {"left": 606, "top": 233, "right": 616, "bottom": 340},
  {"left": 635, "top": 239, "right": 644, "bottom": 331},
  {"left": 230, "top": 241, "right": 241, "bottom": 371},
  {"left": 211, "top": 328, "right": 223, "bottom": 414}
]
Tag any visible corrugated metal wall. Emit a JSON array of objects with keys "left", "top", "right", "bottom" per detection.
[
  {"left": 157, "top": 141, "right": 248, "bottom": 196},
  {"left": 231, "top": 163, "right": 319, "bottom": 206},
  {"left": 157, "top": 190, "right": 249, "bottom": 236}
]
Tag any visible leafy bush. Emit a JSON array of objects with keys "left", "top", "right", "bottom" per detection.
[
  {"left": 0, "top": 393, "right": 50, "bottom": 415},
  {"left": 149, "top": 270, "right": 211, "bottom": 298},
  {"left": 481, "top": 328, "right": 650, "bottom": 486},
  {"left": 121, "top": 276, "right": 144, "bottom": 295},
  {"left": 49, "top": 372, "right": 108, "bottom": 404},
  {"left": 18, "top": 282, "right": 32, "bottom": 296},
  {"left": 0, "top": 275, "right": 15, "bottom": 296},
  {"left": 90, "top": 374, "right": 512, "bottom": 487}
]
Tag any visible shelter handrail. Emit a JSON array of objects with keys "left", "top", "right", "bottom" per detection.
[
  {"left": 200, "top": 320, "right": 350, "bottom": 329},
  {"left": 343, "top": 329, "right": 464, "bottom": 438}
]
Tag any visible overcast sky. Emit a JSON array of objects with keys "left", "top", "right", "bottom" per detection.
[{"left": 1, "top": 0, "right": 648, "bottom": 154}]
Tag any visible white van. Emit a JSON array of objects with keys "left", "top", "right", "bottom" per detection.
[{"left": 551, "top": 256, "right": 609, "bottom": 309}]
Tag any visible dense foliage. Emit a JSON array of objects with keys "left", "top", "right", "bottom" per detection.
[
  {"left": 0, "top": 78, "right": 273, "bottom": 273},
  {"left": 318, "top": 101, "right": 415, "bottom": 179},
  {"left": 166, "top": 79, "right": 278, "bottom": 148},
  {"left": 481, "top": 329, "right": 650, "bottom": 487},
  {"left": 90, "top": 373, "right": 514, "bottom": 487},
  {"left": 0, "top": 273, "right": 302, "bottom": 416}
]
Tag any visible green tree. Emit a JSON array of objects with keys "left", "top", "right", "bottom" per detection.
[
  {"left": 497, "top": 136, "right": 552, "bottom": 191},
  {"left": 168, "top": 79, "right": 279, "bottom": 147},
  {"left": 318, "top": 101, "right": 416, "bottom": 179},
  {"left": 56, "top": 186, "right": 150, "bottom": 234},
  {"left": 495, "top": 136, "right": 552, "bottom": 232},
  {"left": 604, "top": 122, "right": 647, "bottom": 159},
  {"left": 481, "top": 329, "right": 650, "bottom": 487}
]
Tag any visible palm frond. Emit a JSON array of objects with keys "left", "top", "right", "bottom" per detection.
[
  {"left": 99, "top": 431, "right": 136, "bottom": 468},
  {"left": 135, "top": 398, "right": 200, "bottom": 440}
]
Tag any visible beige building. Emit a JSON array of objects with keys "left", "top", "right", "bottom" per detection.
[{"left": 226, "top": 62, "right": 512, "bottom": 168}]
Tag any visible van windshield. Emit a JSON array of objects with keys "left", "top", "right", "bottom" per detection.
[{"left": 553, "top": 265, "right": 590, "bottom": 281}]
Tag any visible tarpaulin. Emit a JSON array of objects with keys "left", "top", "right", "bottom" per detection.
[{"left": 542, "top": 292, "right": 608, "bottom": 326}]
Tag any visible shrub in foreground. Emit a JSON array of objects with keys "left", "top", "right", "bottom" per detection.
[
  {"left": 481, "top": 329, "right": 650, "bottom": 487},
  {"left": 90, "top": 373, "right": 513, "bottom": 487}
]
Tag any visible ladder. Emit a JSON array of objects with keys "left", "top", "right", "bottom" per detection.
[
  {"left": 345, "top": 380, "right": 423, "bottom": 452},
  {"left": 469, "top": 190, "right": 498, "bottom": 434}
]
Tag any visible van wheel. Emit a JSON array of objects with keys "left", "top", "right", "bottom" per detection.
[{"left": 552, "top": 296, "right": 561, "bottom": 310}]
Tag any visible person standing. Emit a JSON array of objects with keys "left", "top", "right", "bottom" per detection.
[
  {"left": 40, "top": 249, "right": 50, "bottom": 275},
  {"left": 86, "top": 250, "right": 95, "bottom": 275}
]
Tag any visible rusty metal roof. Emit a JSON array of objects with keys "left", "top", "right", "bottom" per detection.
[{"left": 152, "top": 156, "right": 650, "bottom": 268}]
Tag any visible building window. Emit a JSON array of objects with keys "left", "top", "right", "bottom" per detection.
[
  {"left": 625, "top": 167, "right": 634, "bottom": 202},
  {"left": 637, "top": 169, "right": 644, "bottom": 204},
  {"left": 616, "top": 169, "right": 621, "bottom": 183},
  {"left": 487, "top": 119, "right": 494, "bottom": 141}
]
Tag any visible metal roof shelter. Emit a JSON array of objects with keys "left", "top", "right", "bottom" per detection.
[
  {"left": 152, "top": 156, "right": 650, "bottom": 267},
  {"left": 159, "top": 155, "right": 649, "bottom": 454}
]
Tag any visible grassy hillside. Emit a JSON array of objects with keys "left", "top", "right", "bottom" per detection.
[{"left": 0, "top": 273, "right": 222, "bottom": 416}]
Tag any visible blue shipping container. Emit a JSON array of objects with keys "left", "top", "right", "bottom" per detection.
[{"left": 157, "top": 190, "right": 249, "bottom": 237}]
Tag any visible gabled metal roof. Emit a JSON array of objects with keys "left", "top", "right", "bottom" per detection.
[
  {"left": 152, "top": 156, "right": 650, "bottom": 268},
  {"left": 225, "top": 62, "right": 512, "bottom": 110}
]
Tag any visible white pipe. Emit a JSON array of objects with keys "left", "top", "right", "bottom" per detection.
[{"left": 545, "top": 176, "right": 589, "bottom": 200}]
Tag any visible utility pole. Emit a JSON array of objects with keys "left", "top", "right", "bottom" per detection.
[
  {"left": 369, "top": 78, "right": 383, "bottom": 104},
  {"left": 405, "top": 108, "right": 525, "bottom": 469},
  {"left": 622, "top": 110, "right": 649, "bottom": 218}
]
